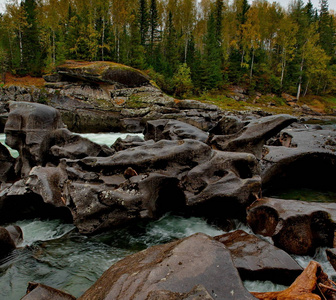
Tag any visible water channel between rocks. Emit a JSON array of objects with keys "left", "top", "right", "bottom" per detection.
[{"left": 0, "top": 132, "right": 336, "bottom": 299}]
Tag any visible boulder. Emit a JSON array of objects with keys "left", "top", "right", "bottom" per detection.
[
  {"left": 261, "top": 127, "right": 336, "bottom": 193},
  {"left": 145, "top": 285, "right": 214, "bottom": 300},
  {"left": 0, "top": 226, "right": 16, "bottom": 258},
  {"left": 5, "top": 225, "right": 23, "bottom": 246},
  {"left": 56, "top": 60, "right": 150, "bottom": 88},
  {"left": 112, "top": 135, "right": 147, "bottom": 152},
  {"left": 78, "top": 233, "right": 257, "bottom": 300},
  {"left": 215, "top": 230, "right": 303, "bottom": 285},
  {"left": 180, "top": 151, "right": 261, "bottom": 220},
  {"left": 144, "top": 119, "right": 209, "bottom": 143},
  {"left": 207, "top": 114, "right": 297, "bottom": 159},
  {"left": 4, "top": 102, "right": 65, "bottom": 177},
  {"left": 21, "top": 282, "right": 76, "bottom": 300},
  {"left": 0, "top": 142, "right": 16, "bottom": 183},
  {"left": 247, "top": 198, "right": 336, "bottom": 255}
]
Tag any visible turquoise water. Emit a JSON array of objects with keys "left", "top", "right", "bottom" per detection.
[{"left": 0, "top": 215, "right": 224, "bottom": 299}]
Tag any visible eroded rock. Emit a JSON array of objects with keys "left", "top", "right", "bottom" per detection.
[
  {"left": 247, "top": 198, "right": 336, "bottom": 255},
  {"left": 215, "top": 230, "right": 303, "bottom": 285},
  {"left": 78, "top": 233, "right": 257, "bottom": 300},
  {"left": 208, "top": 114, "right": 297, "bottom": 159}
]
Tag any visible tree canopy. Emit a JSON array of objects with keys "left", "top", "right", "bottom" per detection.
[{"left": 0, "top": 0, "right": 335, "bottom": 97}]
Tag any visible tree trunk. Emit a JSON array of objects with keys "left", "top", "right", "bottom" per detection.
[
  {"left": 252, "top": 261, "right": 336, "bottom": 300},
  {"left": 281, "top": 48, "right": 286, "bottom": 87},
  {"left": 52, "top": 30, "right": 56, "bottom": 65},
  {"left": 250, "top": 48, "right": 255, "bottom": 83},
  {"left": 303, "top": 78, "right": 310, "bottom": 97},
  {"left": 296, "top": 57, "right": 304, "bottom": 101},
  {"left": 101, "top": 16, "right": 105, "bottom": 61}
]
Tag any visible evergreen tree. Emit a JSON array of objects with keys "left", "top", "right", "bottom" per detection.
[
  {"left": 319, "top": 0, "right": 334, "bottom": 57},
  {"left": 139, "top": 0, "right": 149, "bottom": 46},
  {"left": 22, "top": 0, "right": 42, "bottom": 74}
]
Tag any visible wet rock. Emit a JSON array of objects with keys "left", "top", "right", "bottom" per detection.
[
  {"left": 4, "top": 102, "right": 65, "bottom": 177},
  {"left": 5, "top": 225, "right": 23, "bottom": 246},
  {"left": 326, "top": 249, "right": 336, "bottom": 273},
  {"left": 144, "top": 119, "right": 208, "bottom": 143},
  {"left": 0, "top": 226, "right": 16, "bottom": 258},
  {"left": 261, "top": 127, "right": 336, "bottom": 193},
  {"left": 247, "top": 198, "right": 336, "bottom": 255},
  {"left": 215, "top": 230, "right": 303, "bottom": 285},
  {"left": 180, "top": 151, "right": 261, "bottom": 220},
  {"left": 78, "top": 233, "right": 256, "bottom": 300},
  {"left": 112, "top": 135, "right": 147, "bottom": 152},
  {"left": 208, "top": 114, "right": 297, "bottom": 159},
  {"left": 0, "top": 142, "right": 16, "bottom": 183},
  {"left": 21, "top": 282, "right": 76, "bottom": 300}
]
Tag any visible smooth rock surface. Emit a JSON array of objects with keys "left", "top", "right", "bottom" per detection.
[
  {"left": 215, "top": 230, "right": 303, "bottom": 285},
  {"left": 78, "top": 233, "right": 257, "bottom": 300}
]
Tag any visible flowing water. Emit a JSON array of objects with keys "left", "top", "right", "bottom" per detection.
[{"left": 1, "top": 132, "right": 336, "bottom": 298}]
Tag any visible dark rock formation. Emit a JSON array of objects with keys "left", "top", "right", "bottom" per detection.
[
  {"left": 21, "top": 282, "right": 76, "bottom": 300},
  {"left": 247, "top": 198, "right": 336, "bottom": 255},
  {"left": 144, "top": 119, "right": 209, "bottom": 143},
  {"left": 55, "top": 60, "right": 150, "bottom": 88},
  {"left": 0, "top": 142, "right": 16, "bottom": 183},
  {"left": 78, "top": 233, "right": 257, "bottom": 300},
  {"left": 215, "top": 230, "right": 303, "bottom": 285},
  {"left": 112, "top": 135, "right": 146, "bottom": 152},
  {"left": 0, "top": 226, "right": 16, "bottom": 258},
  {"left": 208, "top": 114, "right": 297, "bottom": 159},
  {"left": 261, "top": 126, "right": 336, "bottom": 193},
  {"left": 4, "top": 102, "right": 65, "bottom": 177},
  {"left": 180, "top": 151, "right": 261, "bottom": 220},
  {"left": 5, "top": 225, "right": 23, "bottom": 246}
]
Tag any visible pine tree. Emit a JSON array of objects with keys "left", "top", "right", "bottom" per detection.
[
  {"left": 139, "top": 0, "right": 149, "bottom": 46},
  {"left": 319, "top": 0, "right": 334, "bottom": 57},
  {"left": 22, "top": 0, "right": 42, "bottom": 74}
]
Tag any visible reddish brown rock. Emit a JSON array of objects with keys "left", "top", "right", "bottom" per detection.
[
  {"left": 21, "top": 282, "right": 76, "bottom": 300},
  {"left": 78, "top": 233, "right": 257, "bottom": 300}
]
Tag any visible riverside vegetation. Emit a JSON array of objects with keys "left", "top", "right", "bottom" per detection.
[{"left": 0, "top": 0, "right": 335, "bottom": 101}]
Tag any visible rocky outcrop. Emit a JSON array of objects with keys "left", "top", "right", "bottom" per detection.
[
  {"left": 55, "top": 60, "right": 151, "bottom": 88},
  {"left": 247, "top": 198, "right": 336, "bottom": 255},
  {"left": 144, "top": 119, "right": 209, "bottom": 143},
  {"left": 78, "top": 233, "right": 257, "bottom": 300},
  {"left": 0, "top": 61, "right": 222, "bottom": 133},
  {"left": 0, "top": 142, "right": 15, "bottom": 183},
  {"left": 215, "top": 230, "right": 303, "bottom": 285},
  {"left": 207, "top": 114, "right": 297, "bottom": 159},
  {"left": 21, "top": 282, "right": 76, "bottom": 300},
  {"left": 261, "top": 126, "right": 336, "bottom": 193}
]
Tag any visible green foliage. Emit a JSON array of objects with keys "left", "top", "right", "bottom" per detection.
[
  {"left": 0, "top": 0, "right": 334, "bottom": 98},
  {"left": 172, "top": 63, "right": 193, "bottom": 98}
]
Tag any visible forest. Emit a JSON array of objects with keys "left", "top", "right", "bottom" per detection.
[{"left": 0, "top": 0, "right": 335, "bottom": 99}]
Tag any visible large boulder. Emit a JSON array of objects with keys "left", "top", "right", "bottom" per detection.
[
  {"left": 4, "top": 102, "right": 65, "bottom": 177},
  {"left": 180, "top": 151, "right": 261, "bottom": 220},
  {"left": 247, "top": 198, "right": 336, "bottom": 255},
  {"left": 56, "top": 60, "right": 151, "bottom": 88},
  {"left": 0, "top": 226, "right": 16, "bottom": 258},
  {"left": 78, "top": 233, "right": 257, "bottom": 300},
  {"left": 207, "top": 114, "right": 297, "bottom": 159},
  {"left": 144, "top": 119, "right": 209, "bottom": 143},
  {"left": 215, "top": 230, "right": 303, "bottom": 285},
  {"left": 261, "top": 127, "right": 336, "bottom": 193}
]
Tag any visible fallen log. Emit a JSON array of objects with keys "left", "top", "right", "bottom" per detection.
[{"left": 251, "top": 261, "right": 336, "bottom": 300}]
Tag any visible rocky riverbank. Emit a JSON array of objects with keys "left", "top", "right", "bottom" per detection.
[{"left": 1, "top": 61, "right": 336, "bottom": 299}]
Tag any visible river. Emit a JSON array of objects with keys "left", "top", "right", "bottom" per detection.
[{"left": 0, "top": 132, "right": 335, "bottom": 299}]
